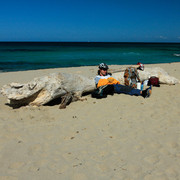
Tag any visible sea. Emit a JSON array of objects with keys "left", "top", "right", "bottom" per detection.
[{"left": 0, "top": 42, "right": 180, "bottom": 72}]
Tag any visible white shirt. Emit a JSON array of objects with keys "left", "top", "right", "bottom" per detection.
[{"left": 94, "top": 74, "right": 111, "bottom": 85}]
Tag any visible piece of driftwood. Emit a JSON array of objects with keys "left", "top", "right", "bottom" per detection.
[
  {"left": 112, "top": 67, "right": 180, "bottom": 85},
  {"left": 1, "top": 67, "right": 179, "bottom": 108},
  {"left": 0, "top": 72, "right": 95, "bottom": 108}
]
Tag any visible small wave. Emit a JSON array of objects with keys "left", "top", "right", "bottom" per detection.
[
  {"left": 173, "top": 53, "right": 180, "bottom": 57},
  {"left": 0, "top": 49, "right": 52, "bottom": 52},
  {"left": 122, "top": 52, "right": 140, "bottom": 56}
]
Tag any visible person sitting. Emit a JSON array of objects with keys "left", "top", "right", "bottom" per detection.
[
  {"left": 124, "top": 62, "right": 144, "bottom": 88},
  {"left": 92, "top": 63, "right": 152, "bottom": 98},
  {"left": 124, "top": 67, "right": 141, "bottom": 88}
]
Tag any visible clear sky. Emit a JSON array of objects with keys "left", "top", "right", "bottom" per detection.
[{"left": 0, "top": 0, "right": 180, "bottom": 42}]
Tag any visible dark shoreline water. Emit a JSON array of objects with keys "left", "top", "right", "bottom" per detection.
[{"left": 0, "top": 42, "right": 180, "bottom": 72}]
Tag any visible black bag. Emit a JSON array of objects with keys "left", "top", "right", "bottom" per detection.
[
  {"left": 91, "top": 85, "right": 114, "bottom": 99},
  {"left": 148, "top": 76, "right": 160, "bottom": 87}
]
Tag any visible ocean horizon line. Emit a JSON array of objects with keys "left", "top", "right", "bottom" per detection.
[{"left": 0, "top": 41, "right": 180, "bottom": 44}]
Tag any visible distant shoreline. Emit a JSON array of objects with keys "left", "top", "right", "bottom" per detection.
[
  {"left": 0, "top": 41, "right": 180, "bottom": 44},
  {"left": 0, "top": 62, "right": 180, "bottom": 73}
]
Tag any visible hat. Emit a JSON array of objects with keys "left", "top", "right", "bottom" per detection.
[
  {"left": 137, "top": 62, "right": 144, "bottom": 71},
  {"left": 99, "top": 63, "right": 109, "bottom": 69}
]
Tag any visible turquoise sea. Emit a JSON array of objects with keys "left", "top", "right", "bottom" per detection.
[{"left": 0, "top": 42, "right": 180, "bottom": 72}]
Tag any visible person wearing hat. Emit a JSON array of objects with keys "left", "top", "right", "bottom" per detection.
[{"left": 93, "top": 63, "right": 152, "bottom": 98}]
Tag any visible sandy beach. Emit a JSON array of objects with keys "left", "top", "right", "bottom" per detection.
[{"left": 0, "top": 63, "right": 180, "bottom": 180}]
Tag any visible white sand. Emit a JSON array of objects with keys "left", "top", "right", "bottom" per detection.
[{"left": 0, "top": 63, "right": 180, "bottom": 180}]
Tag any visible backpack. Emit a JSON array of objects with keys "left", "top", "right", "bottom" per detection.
[
  {"left": 148, "top": 76, "right": 160, "bottom": 87},
  {"left": 91, "top": 85, "right": 114, "bottom": 99}
]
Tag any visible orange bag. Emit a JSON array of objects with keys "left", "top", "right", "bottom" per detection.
[{"left": 97, "top": 77, "right": 120, "bottom": 88}]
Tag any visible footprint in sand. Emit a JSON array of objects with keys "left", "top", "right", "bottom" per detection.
[
  {"left": 47, "top": 162, "right": 68, "bottom": 174},
  {"left": 8, "top": 162, "right": 25, "bottom": 170},
  {"left": 0, "top": 176, "right": 18, "bottom": 180},
  {"left": 144, "top": 155, "right": 159, "bottom": 164},
  {"left": 149, "top": 142, "right": 162, "bottom": 149},
  {"left": 165, "top": 167, "right": 178, "bottom": 178},
  {"left": 144, "top": 174, "right": 169, "bottom": 180},
  {"left": 133, "top": 145, "right": 143, "bottom": 151},
  {"left": 166, "top": 141, "right": 179, "bottom": 149},
  {"left": 72, "top": 173, "right": 88, "bottom": 180},
  {"left": 28, "top": 144, "right": 42, "bottom": 156}
]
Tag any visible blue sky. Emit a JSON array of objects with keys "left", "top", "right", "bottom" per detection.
[{"left": 0, "top": 0, "right": 180, "bottom": 42}]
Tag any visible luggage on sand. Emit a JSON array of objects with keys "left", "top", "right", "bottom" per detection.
[{"left": 148, "top": 76, "right": 160, "bottom": 87}]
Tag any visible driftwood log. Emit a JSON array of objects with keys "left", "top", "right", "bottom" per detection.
[
  {"left": 112, "top": 67, "right": 180, "bottom": 85},
  {"left": 0, "top": 72, "right": 95, "bottom": 108},
  {"left": 1, "top": 67, "right": 179, "bottom": 108}
]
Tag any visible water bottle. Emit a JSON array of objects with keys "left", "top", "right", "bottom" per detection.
[
  {"left": 141, "top": 82, "right": 144, "bottom": 90},
  {"left": 137, "top": 82, "right": 141, "bottom": 90}
]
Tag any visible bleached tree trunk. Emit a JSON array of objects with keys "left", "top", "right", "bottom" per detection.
[
  {"left": 1, "top": 67, "right": 179, "bottom": 108},
  {"left": 1, "top": 72, "right": 95, "bottom": 107},
  {"left": 112, "top": 67, "right": 180, "bottom": 85}
]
